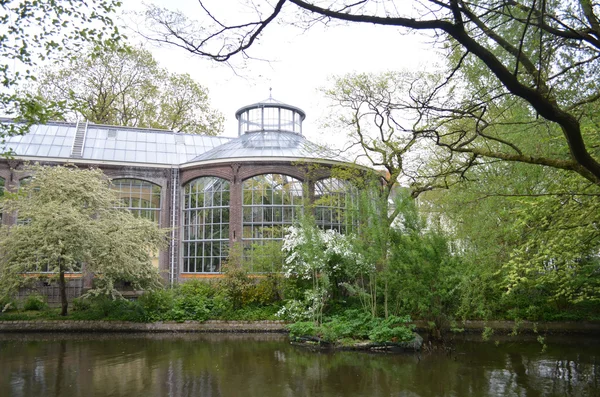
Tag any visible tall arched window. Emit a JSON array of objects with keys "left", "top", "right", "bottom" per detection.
[
  {"left": 314, "top": 178, "right": 359, "bottom": 233},
  {"left": 242, "top": 174, "right": 303, "bottom": 272},
  {"left": 112, "top": 179, "right": 161, "bottom": 223},
  {"left": 182, "top": 177, "right": 230, "bottom": 273}
]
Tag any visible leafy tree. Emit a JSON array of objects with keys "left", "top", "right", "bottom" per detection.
[
  {"left": 0, "top": 165, "right": 168, "bottom": 316},
  {"left": 421, "top": 149, "right": 600, "bottom": 319},
  {"left": 143, "top": 0, "right": 600, "bottom": 185},
  {"left": 35, "top": 46, "right": 224, "bottom": 134},
  {"left": 1, "top": 0, "right": 122, "bottom": 152}
]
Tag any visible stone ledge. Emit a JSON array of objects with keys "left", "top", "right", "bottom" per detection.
[
  {"left": 1, "top": 319, "right": 599, "bottom": 334},
  {"left": 412, "top": 320, "right": 600, "bottom": 334},
  {"left": 0, "top": 320, "right": 288, "bottom": 333}
]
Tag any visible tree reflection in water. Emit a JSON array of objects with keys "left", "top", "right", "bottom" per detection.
[{"left": 0, "top": 333, "right": 598, "bottom": 397}]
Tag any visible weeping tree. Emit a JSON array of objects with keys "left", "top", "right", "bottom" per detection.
[{"left": 0, "top": 165, "right": 168, "bottom": 316}]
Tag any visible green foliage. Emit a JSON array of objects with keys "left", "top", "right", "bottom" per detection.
[
  {"left": 367, "top": 316, "right": 415, "bottom": 344},
  {"left": 69, "top": 296, "right": 145, "bottom": 322},
  {"left": 387, "top": 225, "right": 461, "bottom": 323},
  {"left": 242, "top": 241, "right": 285, "bottom": 273},
  {"left": 288, "top": 310, "right": 415, "bottom": 344},
  {"left": 287, "top": 321, "right": 316, "bottom": 339},
  {"left": 35, "top": 46, "right": 224, "bottom": 135},
  {"left": 217, "top": 266, "right": 254, "bottom": 310},
  {"left": 136, "top": 289, "right": 175, "bottom": 322},
  {"left": 23, "top": 295, "right": 48, "bottom": 311},
  {"left": 482, "top": 327, "right": 494, "bottom": 342},
  {"left": 0, "top": 297, "right": 17, "bottom": 313},
  {"left": 123, "top": 278, "right": 283, "bottom": 322},
  {"left": 0, "top": 165, "right": 168, "bottom": 315},
  {"left": 1, "top": 0, "right": 123, "bottom": 152}
]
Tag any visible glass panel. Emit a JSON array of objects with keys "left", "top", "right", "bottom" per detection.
[
  {"left": 242, "top": 174, "right": 303, "bottom": 272},
  {"left": 112, "top": 179, "right": 161, "bottom": 223},
  {"left": 182, "top": 177, "right": 230, "bottom": 273},
  {"left": 314, "top": 178, "right": 359, "bottom": 233},
  {"left": 263, "top": 107, "right": 279, "bottom": 130},
  {"left": 247, "top": 108, "right": 262, "bottom": 131}
]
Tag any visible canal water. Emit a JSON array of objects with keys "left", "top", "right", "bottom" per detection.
[{"left": 0, "top": 333, "right": 598, "bottom": 396}]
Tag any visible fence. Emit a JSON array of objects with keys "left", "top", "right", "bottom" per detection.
[{"left": 17, "top": 278, "right": 84, "bottom": 306}]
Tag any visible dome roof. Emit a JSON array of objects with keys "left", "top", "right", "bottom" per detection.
[{"left": 185, "top": 130, "right": 351, "bottom": 165}]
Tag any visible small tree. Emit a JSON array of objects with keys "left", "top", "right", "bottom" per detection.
[{"left": 0, "top": 165, "right": 168, "bottom": 316}]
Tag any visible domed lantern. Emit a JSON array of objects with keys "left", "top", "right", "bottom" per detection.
[{"left": 235, "top": 96, "right": 306, "bottom": 136}]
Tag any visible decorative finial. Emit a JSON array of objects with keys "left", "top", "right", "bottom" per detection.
[{"left": 269, "top": 87, "right": 272, "bottom": 99}]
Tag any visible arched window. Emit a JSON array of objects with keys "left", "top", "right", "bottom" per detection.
[
  {"left": 112, "top": 179, "right": 161, "bottom": 223},
  {"left": 242, "top": 174, "right": 303, "bottom": 272},
  {"left": 314, "top": 178, "right": 359, "bottom": 233},
  {"left": 182, "top": 177, "right": 230, "bottom": 273}
]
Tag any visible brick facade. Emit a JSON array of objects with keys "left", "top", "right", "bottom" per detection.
[{"left": 0, "top": 157, "right": 341, "bottom": 285}]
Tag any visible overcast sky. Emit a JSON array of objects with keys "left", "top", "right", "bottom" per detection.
[{"left": 125, "top": 1, "right": 442, "bottom": 146}]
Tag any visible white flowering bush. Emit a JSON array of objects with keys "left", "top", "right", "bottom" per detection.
[{"left": 279, "top": 219, "right": 370, "bottom": 324}]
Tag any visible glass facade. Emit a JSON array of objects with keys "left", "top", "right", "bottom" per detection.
[
  {"left": 242, "top": 174, "right": 303, "bottom": 272},
  {"left": 112, "top": 179, "right": 161, "bottom": 223},
  {"left": 314, "top": 178, "right": 359, "bottom": 233},
  {"left": 182, "top": 177, "right": 230, "bottom": 273}
]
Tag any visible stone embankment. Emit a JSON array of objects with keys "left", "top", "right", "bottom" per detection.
[
  {"left": 0, "top": 320, "right": 599, "bottom": 334},
  {"left": 0, "top": 320, "right": 287, "bottom": 333},
  {"left": 412, "top": 320, "right": 600, "bottom": 334}
]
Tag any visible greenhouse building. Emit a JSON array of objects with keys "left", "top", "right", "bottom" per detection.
[{"left": 0, "top": 97, "right": 360, "bottom": 286}]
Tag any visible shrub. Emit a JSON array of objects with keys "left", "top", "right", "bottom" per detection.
[
  {"left": 218, "top": 266, "right": 253, "bottom": 309},
  {"left": 287, "top": 310, "right": 415, "bottom": 344},
  {"left": 288, "top": 321, "right": 316, "bottom": 339},
  {"left": 170, "top": 293, "right": 210, "bottom": 322},
  {"left": 23, "top": 294, "right": 48, "bottom": 311},
  {"left": 72, "top": 297, "right": 92, "bottom": 312},
  {"left": 70, "top": 296, "right": 145, "bottom": 322},
  {"left": 367, "top": 315, "right": 415, "bottom": 343},
  {"left": 137, "top": 289, "right": 175, "bottom": 322},
  {"left": 247, "top": 274, "right": 281, "bottom": 305}
]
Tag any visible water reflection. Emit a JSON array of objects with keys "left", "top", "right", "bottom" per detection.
[{"left": 0, "top": 333, "right": 598, "bottom": 397}]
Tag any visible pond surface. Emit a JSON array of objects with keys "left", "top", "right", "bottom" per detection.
[{"left": 0, "top": 333, "right": 598, "bottom": 397}]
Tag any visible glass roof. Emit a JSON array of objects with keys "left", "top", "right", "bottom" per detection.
[
  {"left": 2, "top": 123, "right": 76, "bottom": 158},
  {"left": 2, "top": 122, "right": 232, "bottom": 165},
  {"left": 188, "top": 131, "right": 351, "bottom": 164}
]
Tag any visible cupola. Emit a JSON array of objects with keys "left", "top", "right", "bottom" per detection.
[{"left": 235, "top": 95, "right": 306, "bottom": 136}]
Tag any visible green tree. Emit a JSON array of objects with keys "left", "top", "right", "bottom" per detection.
[
  {"left": 143, "top": 0, "right": 600, "bottom": 184},
  {"left": 0, "top": 165, "right": 168, "bottom": 316},
  {"left": 421, "top": 152, "right": 600, "bottom": 318},
  {"left": 35, "top": 46, "right": 224, "bottom": 134},
  {"left": 1, "top": 0, "right": 122, "bottom": 152}
]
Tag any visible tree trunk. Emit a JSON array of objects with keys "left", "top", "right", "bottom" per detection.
[{"left": 59, "top": 263, "right": 68, "bottom": 316}]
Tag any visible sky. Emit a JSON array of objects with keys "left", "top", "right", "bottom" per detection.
[{"left": 124, "top": 0, "right": 443, "bottom": 146}]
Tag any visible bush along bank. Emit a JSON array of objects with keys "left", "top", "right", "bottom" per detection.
[
  {"left": 287, "top": 310, "right": 423, "bottom": 351},
  {"left": 0, "top": 270, "right": 285, "bottom": 323}
]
